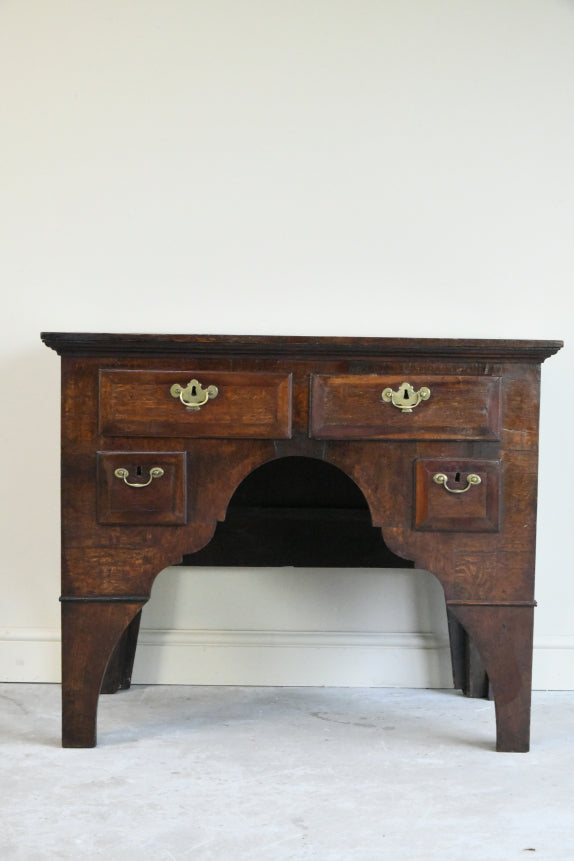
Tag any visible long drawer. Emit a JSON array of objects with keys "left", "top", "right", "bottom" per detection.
[
  {"left": 99, "top": 369, "right": 292, "bottom": 438},
  {"left": 309, "top": 374, "right": 501, "bottom": 440}
]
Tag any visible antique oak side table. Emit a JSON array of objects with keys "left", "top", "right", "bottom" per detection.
[{"left": 41, "top": 333, "right": 562, "bottom": 750}]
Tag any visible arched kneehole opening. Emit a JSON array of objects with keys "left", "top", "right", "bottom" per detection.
[{"left": 179, "top": 456, "right": 413, "bottom": 570}]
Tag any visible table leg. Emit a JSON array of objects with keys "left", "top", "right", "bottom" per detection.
[
  {"left": 448, "top": 603, "right": 534, "bottom": 752},
  {"left": 61, "top": 599, "right": 146, "bottom": 748},
  {"left": 100, "top": 609, "right": 142, "bottom": 694},
  {"left": 447, "top": 609, "right": 490, "bottom": 699}
]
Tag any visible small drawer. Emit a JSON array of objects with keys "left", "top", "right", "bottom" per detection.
[
  {"left": 99, "top": 370, "right": 292, "bottom": 438},
  {"left": 97, "top": 451, "right": 187, "bottom": 525},
  {"left": 414, "top": 458, "right": 501, "bottom": 532},
  {"left": 309, "top": 375, "right": 501, "bottom": 440}
]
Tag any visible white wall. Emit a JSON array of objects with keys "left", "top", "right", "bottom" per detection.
[{"left": 1, "top": 0, "right": 572, "bottom": 688}]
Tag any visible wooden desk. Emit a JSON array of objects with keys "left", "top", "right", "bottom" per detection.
[{"left": 41, "top": 333, "right": 562, "bottom": 750}]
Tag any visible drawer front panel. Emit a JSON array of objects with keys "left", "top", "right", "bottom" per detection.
[
  {"left": 310, "top": 375, "right": 500, "bottom": 440},
  {"left": 99, "top": 370, "right": 292, "bottom": 438},
  {"left": 97, "top": 451, "right": 187, "bottom": 525},
  {"left": 414, "top": 458, "right": 501, "bottom": 532}
]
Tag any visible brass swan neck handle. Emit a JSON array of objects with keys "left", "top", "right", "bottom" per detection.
[
  {"left": 114, "top": 466, "right": 165, "bottom": 488},
  {"left": 433, "top": 472, "right": 481, "bottom": 494},
  {"left": 170, "top": 379, "right": 219, "bottom": 411},
  {"left": 381, "top": 382, "right": 431, "bottom": 413}
]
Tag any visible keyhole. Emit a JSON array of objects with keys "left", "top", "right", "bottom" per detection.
[
  {"left": 403, "top": 389, "right": 410, "bottom": 400},
  {"left": 136, "top": 465, "right": 142, "bottom": 477},
  {"left": 455, "top": 472, "right": 461, "bottom": 483},
  {"left": 191, "top": 385, "right": 197, "bottom": 397}
]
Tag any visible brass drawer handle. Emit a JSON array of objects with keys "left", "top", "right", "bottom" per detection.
[
  {"left": 433, "top": 472, "right": 481, "bottom": 494},
  {"left": 114, "top": 466, "right": 165, "bottom": 488},
  {"left": 381, "top": 382, "right": 431, "bottom": 413},
  {"left": 170, "top": 379, "right": 219, "bottom": 411}
]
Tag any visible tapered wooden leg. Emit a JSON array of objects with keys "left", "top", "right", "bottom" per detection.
[
  {"left": 101, "top": 610, "right": 142, "bottom": 694},
  {"left": 61, "top": 599, "right": 146, "bottom": 748},
  {"left": 447, "top": 608, "right": 490, "bottom": 699},
  {"left": 465, "top": 638, "right": 491, "bottom": 699},
  {"left": 448, "top": 603, "right": 534, "bottom": 752}
]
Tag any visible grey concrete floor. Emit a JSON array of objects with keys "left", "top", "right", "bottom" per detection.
[{"left": 0, "top": 685, "right": 573, "bottom": 861}]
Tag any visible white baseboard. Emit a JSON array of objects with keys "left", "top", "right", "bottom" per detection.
[
  {"left": 1, "top": 627, "right": 573, "bottom": 689},
  {"left": 0, "top": 627, "right": 61, "bottom": 683},
  {"left": 531, "top": 636, "right": 574, "bottom": 691},
  {"left": 132, "top": 629, "right": 453, "bottom": 687}
]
